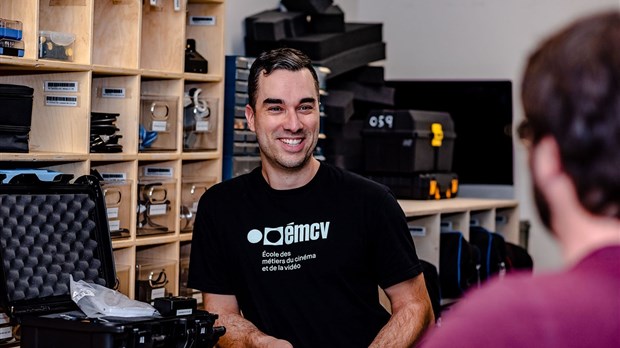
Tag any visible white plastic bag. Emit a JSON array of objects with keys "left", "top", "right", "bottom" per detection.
[{"left": 70, "top": 275, "right": 158, "bottom": 318}]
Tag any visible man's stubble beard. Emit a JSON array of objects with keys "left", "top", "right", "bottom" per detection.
[
  {"left": 256, "top": 133, "right": 317, "bottom": 171},
  {"left": 533, "top": 180, "right": 554, "bottom": 234}
]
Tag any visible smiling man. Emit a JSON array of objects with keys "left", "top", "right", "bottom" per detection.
[
  {"left": 188, "top": 48, "right": 434, "bottom": 348},
  {"left": 246, "top": 65, "right": 320, "bottom": 189}
]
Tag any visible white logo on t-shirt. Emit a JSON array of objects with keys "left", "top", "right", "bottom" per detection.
[{"left": 247, "top": 221, "right": 330, "bottom": 246}]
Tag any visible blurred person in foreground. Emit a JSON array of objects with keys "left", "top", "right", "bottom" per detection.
[
  {"left": 188, "top": 47, "right": 434, "bottom": 348},
  {"left": 420, "top": 10, "right": 620, "bottom": 348}
]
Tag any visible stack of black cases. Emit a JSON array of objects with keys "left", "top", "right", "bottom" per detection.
[{"left": 0, "top": 174, "right": 223, "bottom": 347}]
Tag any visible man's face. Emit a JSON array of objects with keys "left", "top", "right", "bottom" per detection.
[{"left": 246, "top": 69, "right": 320, "bottom": 171}]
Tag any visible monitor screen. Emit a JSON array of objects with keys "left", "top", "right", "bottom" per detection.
[{"left": 385, "top": 80, "right": 514, "bottom": 186}]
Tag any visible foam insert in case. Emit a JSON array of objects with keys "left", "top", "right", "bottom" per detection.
[{"left": 0, "top": 174, "right": 224, "bottom": 347}]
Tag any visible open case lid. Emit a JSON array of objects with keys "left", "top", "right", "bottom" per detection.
[{"left": 0, "top": 174, "right": 116, "bottom": 317}]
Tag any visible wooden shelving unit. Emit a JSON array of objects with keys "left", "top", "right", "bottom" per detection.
[
  {"left": 378, "top": 198, "right": 519, "bottom": 312},
  {"left": 398, "top": 198, "right": 520, "bottom": 272},
  {"left": 0, "top": 0, "right": 226, "bottom": 301}
]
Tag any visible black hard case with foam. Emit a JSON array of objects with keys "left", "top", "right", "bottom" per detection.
[{"left": 0, "top": 174, "right": 223, "bottom": 348}]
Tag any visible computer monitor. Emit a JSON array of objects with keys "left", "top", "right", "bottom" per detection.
[{"left": 384, "top": 80, "right": 514, "bottom": 186}]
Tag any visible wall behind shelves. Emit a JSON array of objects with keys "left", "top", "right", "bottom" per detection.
[{"left": 224, "top": 0, "right": 620, "bottom": 272}]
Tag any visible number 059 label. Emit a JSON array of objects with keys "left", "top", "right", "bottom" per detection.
[{"left": 367, "top": 114, "right": 394, "bottom": 129}]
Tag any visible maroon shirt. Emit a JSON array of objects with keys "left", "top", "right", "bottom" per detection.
[{"left": 420, "top": 246, "right": 620, "bottom": 348}]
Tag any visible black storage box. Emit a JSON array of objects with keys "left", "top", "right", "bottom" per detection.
[
  {"left": 0, "top": 83, "right": 34, "bottom": 153},
  {"left": 362, "top": 109, "right": 456, "bottom": 174},
  {"left": 281, "top": 0, "right": 333, "bottom": 14},
  {"left": 0, "top": 174, "right": 224, "bottom": 347}
]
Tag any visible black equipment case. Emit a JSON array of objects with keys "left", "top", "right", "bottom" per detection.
[
  {"left": 367, "top": 172, "right": 459, "bottom": 200},
  {"left": 0, "top": 174, "right": 224, "bottom": 348},
  {"left": 362, "top": 109, "right": 456, "bottom": 174},
  {"left": 0, "top": 83, "right": 34, "bottom": 153},
  {"left": 362, "top": 109, "right": 459, "bottom": 199}
]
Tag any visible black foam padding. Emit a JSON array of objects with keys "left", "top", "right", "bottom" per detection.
[
  {"left": 280, "top": 23, "right": 383, "bottom": 60},
  {"left": 254, "top": 18, "right": 287, "bottom": 42},
  {"left": 244, "top": 36, "right": 279, "bottom": 58},
  {"left": 316, "top": 42, "right": 386, "bottom": 78},
  {"left": 281, "top": 0, "right": 333, "bottom": 14},
  {"left": 332, "top": 65, "right": 385, "bottom": 85},
  {"left": 321, "top": 120, "right": 364, "bottom": 172},
  {"left": 0, "top": 193, "right": 105, "bottom": 302},
  {"left": 323, "top": 89, "right": 355, "bottom": 124},
  {"left": 334, "top": 81, "right": 395, "bottom": 106},
  {"left": 245, "top": 9, "right": 308, "bottom": 42},
  {"left": 309, "top": 5, "right": 345, "bottom": 33}
]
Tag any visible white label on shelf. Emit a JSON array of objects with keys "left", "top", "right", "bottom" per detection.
[
  {"left": 176, "top": 308, "right": 193, "bottom": 316},
  {"left": 44, "top": 81, "right": 78, "bottom": 92},
  {"left": 0, "top": 326, "right": 12, "bottom": 340},
  {"left": 149, "top": 203, "right": 168, "bottom": 216},
  {"left": 149, "top": 0, "right": 158, "bottom": 5},
  {"left": 173, "top": 0, "right": 181, "bottom": 11},
  {"left": 45, "top": 95, "right": 78, "bottom": 107},
  {"left": 108, "top": 219, "right": 121, "bottom": 231},
  {"left": 151, "top": 287, "right": 166, "bottom": 300},
  {"left": 101, "top": 172, "right": 127, "bottom": 181},
  {"left": 190, "top": 16, "right": 216, "bottom": 26},
  {"left": 102, "top": 87, "right": 126, "bottom": 98},
  {"left": 409, "top": 226, "right": 426, "bottom": 237},
  {"left": 151, "top": 120, "right": 167, "bottom": 132},
  {"left": 440, "top": 221, "right": 453, "bottom": 232},
  {"left": 107, "top": 207, "right": 119, "bottom": 219},
  {"left": 192, "top": 201, "right": 199, "bottom": 213},
  {"left": 196, "top": 120, "right": 210, "bottom": 132},
  {"left": 144, "top": 167, "right": 173, "bottom": 177}
]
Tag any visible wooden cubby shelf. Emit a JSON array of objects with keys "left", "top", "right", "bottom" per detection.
[
  {"left": 0, "top": 0, "right": 226, "bottom": 301},
  {"left": 398, "top": 198, "right": 520, "bottom": 271}
]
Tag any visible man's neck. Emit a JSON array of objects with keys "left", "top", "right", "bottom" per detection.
[
  {"left": 261, "top": 157, "right": 321, "bottom": 190},
  {"left": 558, "top": 214, "right": 620, "bottom": 267}
]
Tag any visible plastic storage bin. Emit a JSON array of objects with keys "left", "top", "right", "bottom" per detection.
[
  {"left": 135, "top": 258, "right": 177, "bottom": 304},
  {"left": 139, "top": 95, "right": 179, "bottom": 152},
  {"left": 0, "top": 18, "right": 23, "bottom": 40},
  {"left": 39, "top": 30, "right": 75, "bottom": 61}
]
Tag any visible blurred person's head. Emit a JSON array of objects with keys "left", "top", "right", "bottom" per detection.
[{"left": 520, "top": 10, "right": 620, "bottom": 228}]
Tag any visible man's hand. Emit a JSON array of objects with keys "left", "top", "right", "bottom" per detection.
[{"left": 204, "top": 293, "right": 293, "bottom": 348}]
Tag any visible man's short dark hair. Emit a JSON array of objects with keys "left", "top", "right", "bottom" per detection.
[
  {"left": 521, "top": 10, "right": 620, "bottom": 218},
  {"left": 247, "top": 48, "right": 320, "bottom": 110}
]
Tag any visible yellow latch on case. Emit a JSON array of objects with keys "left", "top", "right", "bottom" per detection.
[{"left": 431, "top": 123, "right": 443, "bottom": 147}]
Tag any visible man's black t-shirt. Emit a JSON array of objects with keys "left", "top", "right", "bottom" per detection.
[{"left": 188, "top": 162, "right": 422, "bottom": 347}]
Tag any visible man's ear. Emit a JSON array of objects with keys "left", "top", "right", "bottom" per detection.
[
  {"left": 245, "top": 104, "right": 256, "bottom": 132},
  {"left": 531, "top": 136, "right": 563, "bottom": 186}
]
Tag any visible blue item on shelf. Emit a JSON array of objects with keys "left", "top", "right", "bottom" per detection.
[{"left": 0, "top": 169, "right": 64, "bottom": 183}]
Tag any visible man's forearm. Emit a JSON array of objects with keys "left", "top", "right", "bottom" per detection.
[{"left": 370, "top": 302, "right": 435, "bottom": 347}]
